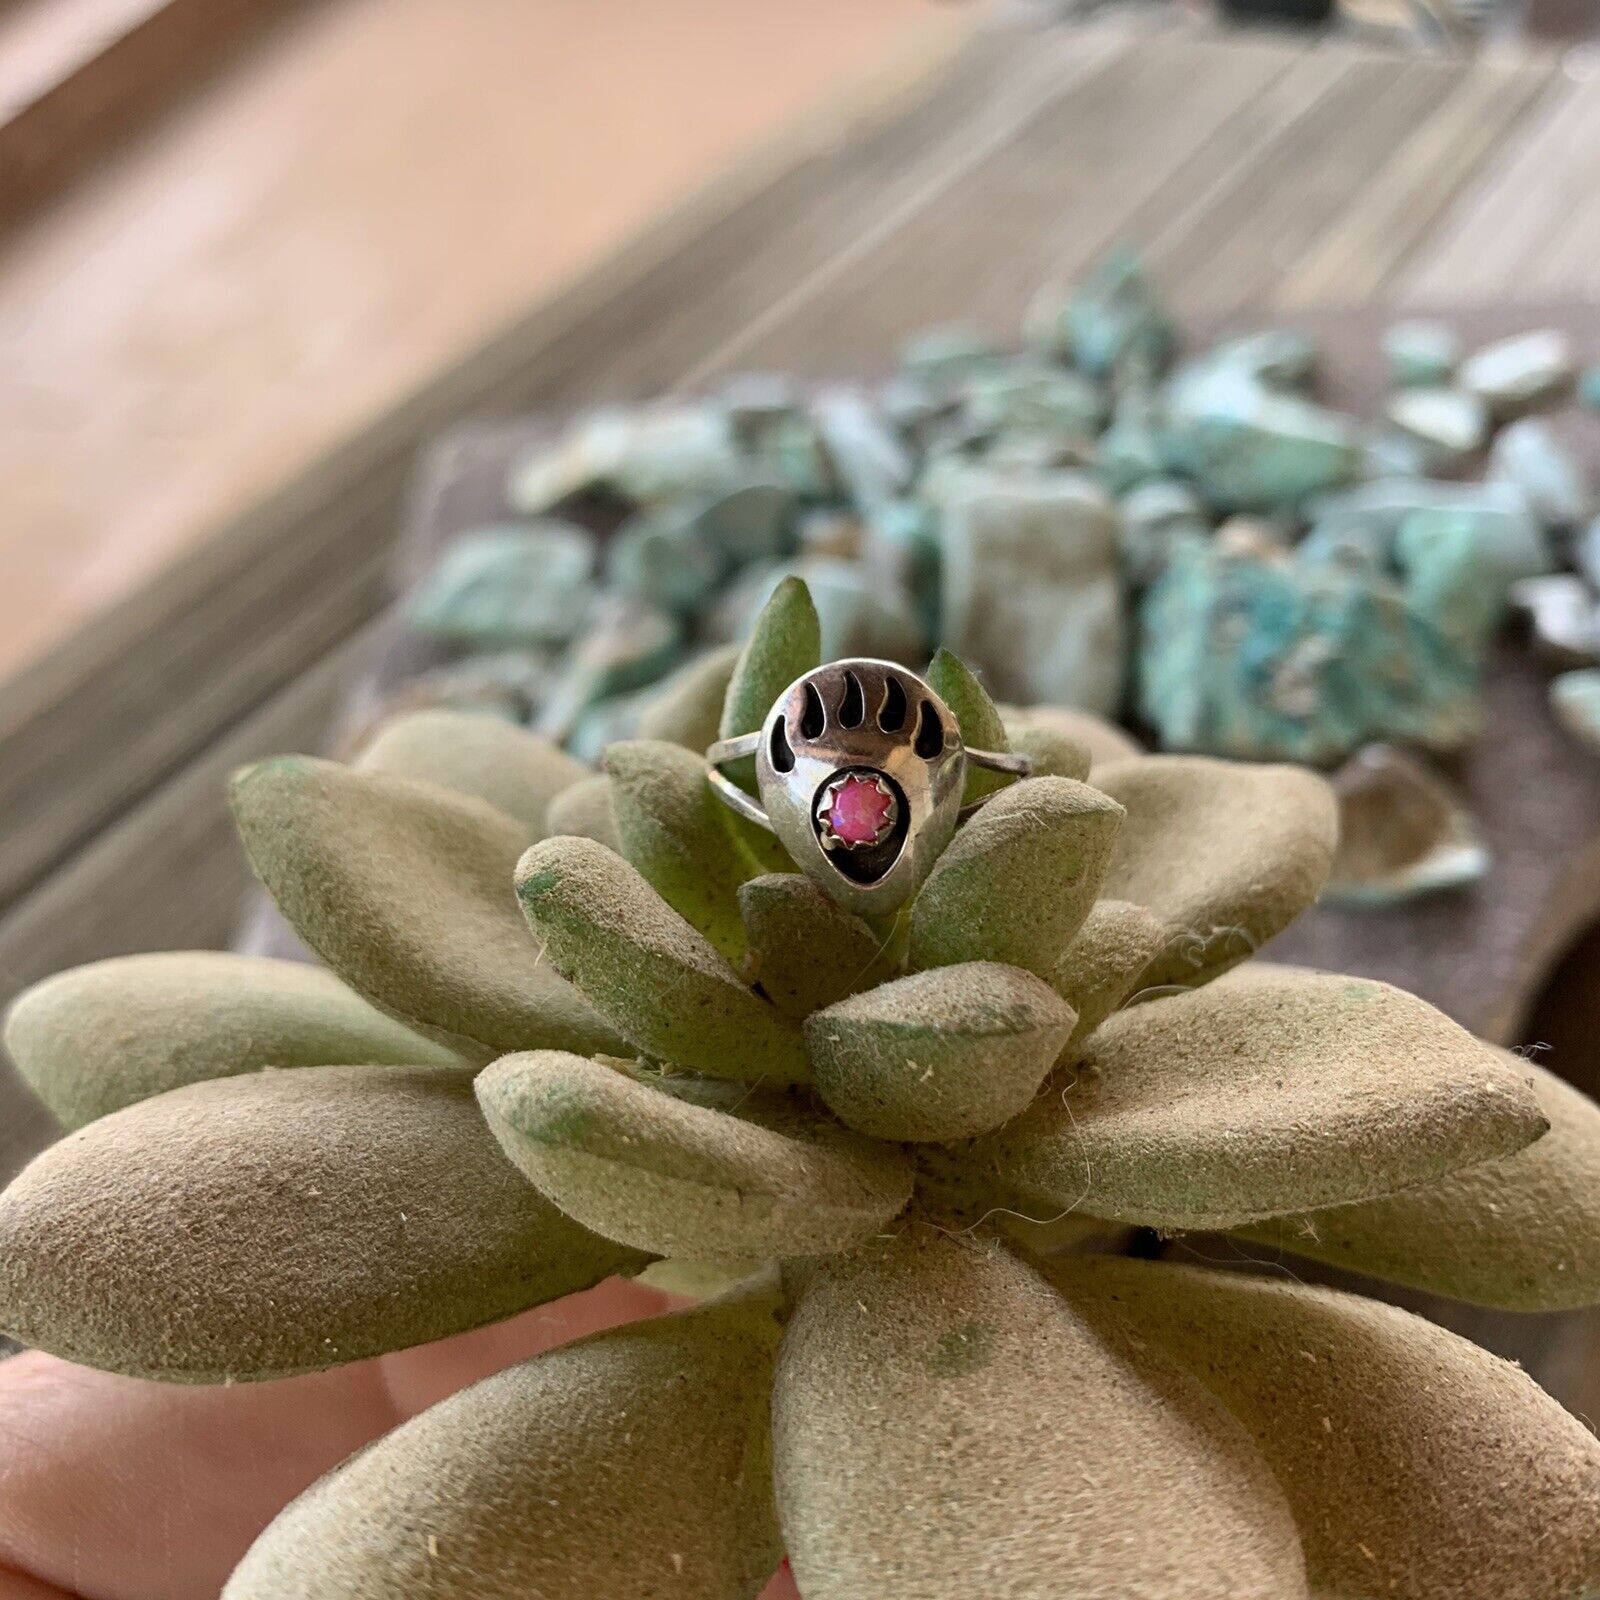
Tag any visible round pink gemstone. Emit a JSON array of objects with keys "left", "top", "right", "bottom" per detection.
[{"left": 828, "top": 775, "right": 893, "bottom": 845}]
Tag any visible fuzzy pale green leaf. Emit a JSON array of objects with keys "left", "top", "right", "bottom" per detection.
[
  {"left": 718, "top": 574, "right": 820, "bottom": 793},
  {"left": 908, "top": 777, "right": 1123, "bottom": 980},
  {"left": 544, "top": 771, "right": 622, "bottom": 852},
  {"left": 774, "top": 1227, "right": 1308, "bottom": 1599},
  {"left": 1092, "top": 755, "right": 1337, "bottom": 989},
  {"left": 806, "top": 962, "right": 1075, "bottom": 1142},
  {"left": 1239, "top": 1058, "right": 1600, "bottom": 1310},
  {"left": 1053, "top": 1257, "right": 1600, "bottom": 1600},
  {"left": 1000, "top": 701, "right": 1138, "bottom": 771},
  {"left": 356, "top": 708, "right": 588, "bottom": 837},
  {"left": 3, "top": 951, "right": 464, "bottom": 1129},
  {"left": 226, "top": 1291, "right": 783, "bottom": 1599},
  {"left": 477, "top": 1052, "right": 912, "bottom": 1265},
  {"left": 516, "top": 835, "right": 808, "bottom": 1084},
  {"left": 926, "top": 647, "right": 1016, "bottom": 805},
  {"left": 636, "top": 644, "right": 740, "bottom": 752},
  {"left": 603, "top": 739, "right": 753, "bottom": 963},
  {"left": 1052, "top": 898, "right": 1170, "bottom": 1050},
  {"left": 0, "top": 1065, "right": 645, "bottom": 1381},
  {"left": 964, "top": 964, "right": 1547, "bottom": 1230},
  {"left": 738, "top": 874, "right": 893, "bottom": 1017},
  {"left": 231, "top": 757, "right": 622, "bottom": 1060}
]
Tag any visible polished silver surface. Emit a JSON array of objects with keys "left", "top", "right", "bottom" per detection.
[{"left": 706, "top": 658, "right": 1029, "bottom": 916}]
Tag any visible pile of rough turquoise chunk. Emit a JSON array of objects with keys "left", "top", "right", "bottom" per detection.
[{"left": 402, "top": 250, "right": 1600, "bottom": 773}]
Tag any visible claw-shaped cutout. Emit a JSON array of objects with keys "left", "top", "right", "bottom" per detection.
[
  {"left": 839, "top": 670, "right": 866, "bottom": 729},
  {"left": 769, "top": 716, "right": 796, "bottom": 774},
  {"left": 879, "top": 676, "right": 908, "bottom": 732},
  {"left": 800, "top": 682, "right": 826, "bottom": 740}
]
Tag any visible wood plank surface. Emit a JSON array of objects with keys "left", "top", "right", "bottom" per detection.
[{"left": 0, "top": 0, "right": 306, "bottom": 225}]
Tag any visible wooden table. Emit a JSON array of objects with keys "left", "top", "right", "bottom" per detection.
[{"left": 2, "top": 10, "right": 1597, "bottom": 1151}]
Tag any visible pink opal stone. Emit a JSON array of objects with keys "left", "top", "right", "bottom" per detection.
[{"left": 829, "top": 775, "right": 893, "bottom": 845}]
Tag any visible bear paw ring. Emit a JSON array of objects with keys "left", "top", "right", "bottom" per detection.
[{"left": 706, "top": 659, "right": 1029, "bottom": 917}]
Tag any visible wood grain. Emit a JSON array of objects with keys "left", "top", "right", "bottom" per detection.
[{"left": 0, "top": 0, "right": 309, "bottom": 226}]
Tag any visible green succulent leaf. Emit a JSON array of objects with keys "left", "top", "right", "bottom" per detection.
[
  {"left": 4, "top": 951, "right": 464, "bottom": 1130},
  {"left": 1000, "top": 702, "right": 1139, "bottom": 771},
  {"left": 738, "top": 873, "right": 893, "bottom": 1017},
  {"left": 718, "top": 574, "right": 821, "bottom": 795},
  {"left": 1092, "top": 755, "right": 1337, "bottom": 990},
  {"left": 603, "top": 740, "right": 755, "bottom": 964},
  {"left": 773, "top": 1227, "right": 1308, "bottom": 1599},
  {"left": 356, "top": 708, "right": 589, "bottom": 838},
  {"left": 477, "top": 1052, "right": 913, "bottom": 1265},
  {"left": 226, "top": 1290, "right": 784, "bottom": 1599},
  {"left": 544, "top": 771, "right": 622, "bottom": 852},
  {"left": 636, "top": 643, "right": 740, "bottom": 752},
  {"left": 1052, "top": 898, "right": 1171, "bottom": 1051},
  {"left": 908, "top": 777, "right": 1124, "bottom": 981},
  {"left": 926, "top": 647, "right": 1016, "bottom": 805},
  {"left": 0, "top": 1065, "right": 645, "bottom": 1381},
  {"left": 1238, "top": 1058, "right": 1600, "bottom": 1311},
  {"left": 516, "top": 834, "right": 809, "bottom": 1084},
  {"left": 963, "top": 964, "right": 1548, "bottom": 1231},
  {"left": 230, "top": 758, "right": 624, "bottom": 1060},
  {"left": 1052, "top": 1257, "right": 1600, "bottom": 1600},
  {"left": 805, "top": 962, "right": 1076, "bottom": 1142}
]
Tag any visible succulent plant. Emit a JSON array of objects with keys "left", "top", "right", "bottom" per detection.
[{"left": 2, "top": 576, "right": 1598, "bottom": 1598}]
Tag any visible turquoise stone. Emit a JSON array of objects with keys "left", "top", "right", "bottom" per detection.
[
  {"left": 1550, "top": 669, "right": 1600, "bottom": 755},
  {"left": 1138, "top": 541, "right": 1483, "bottom": 764},
  {"left": 566, "top": 688, "right": 655, "bottom": 765},
  {"left": 1394, "top": 511, "right": 1504, "bottom": 652},
  {"left": 861, "top": 499, "right": 941, "bottom": 646},
  {"left": 508, "top": 405, "right": 740, "bottom": 512},
  {"left": 1459, "top": 330, "right": 1573, "bottom": 416},
  {"left": 939, "top": 469, "right": 1125, "bottom": 714},
  {"left": 1204, "top": 328, "right": 1318, "bottom": 392},
  {"left": 717, "top": 557, "right": 924, "bottom": 665},
  {"left": 898, "top": 325, "right": 1004, "bottom": 390},
  {"left": 606, "top": 512, "right": 723, "bottom": 614},
  {"left": 1302, "top": 479, "right": 1552, "bottom": 588},
  {"left": 1094, "top": 390, "right": 1169, "bottom": 496},
  {"left": 1382, "top": 321, "right": 1461, "bottom": 390},
  {"left": 1487, "top": 418, "right": 1593, "bottom": 530},
  {"left": 1580, "top": 366, "right": 1600, "bottom": 412},
  {"left": 1116, "top": 478, "right": 1209, "bottom": 587},
  {"left": 535, "top": 598, "right": 684, "bottom": 742},
  {"left": 957, "top": 361, "right": 1105, "bottom": 442},
  {"left": 1160, "top": 363, "right": 1360, "bottom": 512},
  {"left": 812, "top": 390, "right": 913, "bottom": 509},
  {"left": 1385, "top": 387, "right": 1487, "bottom": 464},
  {"left": 408, "top": 522, "right": 597, "bottom": 648},
  {"left": 696, "top": 477, "right": 799, "bottom": 567},
  {"left": 1025, "top": 247, "right": 1174, "bottom": 379}
]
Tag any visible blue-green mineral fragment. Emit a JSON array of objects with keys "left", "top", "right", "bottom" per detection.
[
  {"left": 1025, "top": 247, "right": 1175, "bottom": 380},
  {"left": 1139, "top": 540, "right": 1483, "bottom": 764},
  {"left": 408, "top": 522, "right": 597, "bottom": 649},
  {"left": 1160, "top": 363, "right": 1360, "bottom": 513},
  {"left": 1382, "top": 321, "right": 1461, "bottom": 390},
  {"left": 940, "top": 468, "right": 1124, "bottom": 714}
]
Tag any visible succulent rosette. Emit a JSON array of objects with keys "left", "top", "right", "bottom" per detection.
[{"left": 2, "top": 575, "right": 1598, "bottom": 1598}]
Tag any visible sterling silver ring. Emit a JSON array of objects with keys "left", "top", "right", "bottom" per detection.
[{"left": 706, "top": 658, "right": 1030, "bottom": 917}]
